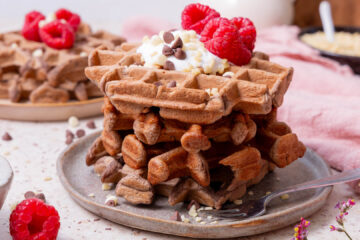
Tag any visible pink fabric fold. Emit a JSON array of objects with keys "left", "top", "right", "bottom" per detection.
[{"left": 256, "top": 26, "right": 360, "bottom": 192}]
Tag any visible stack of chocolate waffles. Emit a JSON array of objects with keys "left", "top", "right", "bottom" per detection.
[
  {"left": 0, "top": 24, "right": 125, "bottom": 103},
  {"left": 84, "top": 43, "right": 306, "bottom": 209}
]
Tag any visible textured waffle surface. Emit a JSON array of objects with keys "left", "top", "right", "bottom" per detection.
[{"left": 85, "top": 43, "right": 293, "bottom": 124}]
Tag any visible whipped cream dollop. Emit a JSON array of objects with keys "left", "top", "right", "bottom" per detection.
[{"left": 137, "top": 30, "right": 229, "bottom": 75}]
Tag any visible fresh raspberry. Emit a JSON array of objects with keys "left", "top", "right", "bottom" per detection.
[
  {"left": 22, "top": 11, "right": 45, "bottom": 42},
  {"left": 201, "top": 17, "right": 251, "bottom": 66},
  {"left": 230, "top": 17, "right": 256, "bottom": 51},
  {"left": 9, "top": 198, "right": 60, "bottom": 240},
  {"left": 39, "top": 20, "right": 75, "bottom": 49},
  {"left": 55, "top": 8, "right": 81, "bottom": 31},
  {"left": 181, "top": 3, "right": 220, "bottom": 34}
]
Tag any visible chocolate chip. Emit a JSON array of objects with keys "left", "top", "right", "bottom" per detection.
[
  {"left": 187, "top": 200, "right": 200, "bottom": 210},
  {"left": 76, "top": 129, "right": 86, "bottom": 138},
  {"left": 171, "top": 37, "right": 183, "bottom": 49},
  {"left": 2, "top": 132, "right": 12, "bottom": 141},
  {"left": 24, "top": 191, "right": 46, "bottom": 202},
  {"left": 66, "top": 130, "right": 74, "bottom": 138},
  {"left": 163, "top": 31, "right": 174, "bottom": 44},
  {"left": 86, "top": 120, "right": 96, "bottom": 129},
  {"left": 164, "top": 60, "right": 175, "bottom": 70},
  {"left": 36, "top": 193, "right": 46, "bottom": 202},
  {"left": 174, "top": 48, "right": 186, "bottom": 60},
  {"left": 167, "top": 80, "right": 177, "bottom": 88},
  {"left": 65, "top": 136, "right": 73, "bottom": 145},
  {"left": 162, "top": 45, "right": 174, "bottom": 56},
  {"left": 170, "top": 211, "right": 181, "bottom": 221},
  {"left": 24, "top": 191, "right": 36, "bottom": 199},
  {"left": 153, "top": 81, "right": 162, "bottom": 87},
  {"left": 105, "top": 200, "right": 116, "bottom": 206}
]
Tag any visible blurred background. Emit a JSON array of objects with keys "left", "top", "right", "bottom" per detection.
[{"left": 1, "top": 0, "right": 359, "bottom": 40}]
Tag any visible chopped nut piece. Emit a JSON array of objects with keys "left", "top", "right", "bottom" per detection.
[
  {"left": 233, "top": 199, "right": 243, "bottom": 205},
  {"left": 43, "top": 177, "right": 52, "bottom": 181},
  {"left": 195, "top": 217, "right": 202, "bottom": 222},
  {"left": 210, "top": 221, "right": 218, "bottom": 224},
  {"left": 188, "top": 204, "right": 198, "bottom": 217},
  {"left": 102, "top": 183, "right": 114, "bottom": 191},
  {"left": 280, "top": 194, "right": 290, "bottom": 200},
  {"left": 248, "top": 191, "right": 254, "bottom": 196},
  {"left": 88, "top": 193, "right": 95, "bottom": 198},
  {"left": 222, "top": 71, "right": 234, "bottom": 78},
  {"left": 68, "top": 116, "right": 79, "bottom": 128},
  {"left": 181, "top": 215, "right": 190, "bottom": 223}
]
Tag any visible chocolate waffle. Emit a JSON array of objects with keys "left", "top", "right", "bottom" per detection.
[
  {"left": 84, "top": 38, "right": 305, "bottom": 209},
  {"left": 0, "top": 26, "right": 125, "bottom": 103},
  {"left": 85, "top": 44, "right": 293, "bottom": 124}
]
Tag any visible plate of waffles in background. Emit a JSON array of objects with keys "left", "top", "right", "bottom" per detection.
[
  {"left": 0, "top": 9, "right": 126, "bottom": 121},
  {"left": 57, "top": 3, "right": 332, "bottom": 238}
]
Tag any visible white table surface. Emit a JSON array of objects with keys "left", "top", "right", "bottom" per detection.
[
  {"left": 0, "top": 117, "right": 359, "bottom": 240},
  {"left": 0, "top": 2, "right": 359, "bottom": 239}
]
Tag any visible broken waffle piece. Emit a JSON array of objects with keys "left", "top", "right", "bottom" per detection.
[
  {"left": 133, "top": 112, "right": 161, "bottom": 145},
  {"left": 101, "top": 129, "right": 122, "bottom": 156},
  {"left": 29, "top": 83, "right": 69, "bottom": 103},
  {"left": 115, "top": 175, "right": 154, "bottom": 205},
  {"left": 86, "top": 136, "right": 107, "bottom": 166},
  {"left": 180, "top": 124, "right": 211, "bottom": 153},
  {"left": 121, "top": 134, "right": 147, "bottom": 169}
]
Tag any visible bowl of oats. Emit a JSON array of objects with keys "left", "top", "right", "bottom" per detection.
[{"left": 299, "top": 26, "right": 360, "bottom": 74}]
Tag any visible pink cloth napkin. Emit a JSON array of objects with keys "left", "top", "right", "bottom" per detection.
[
  {"left": 256, "top": 26, "right": 360, "bottom": 192},
  {"left": 121, "top": 19, "right": 360, "bottom": 192}
]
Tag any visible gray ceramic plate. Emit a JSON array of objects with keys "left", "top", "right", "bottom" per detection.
[
  {"left": 0, "top": 156, "right": 13, "bottom": 210},
  {"left": 57, "top": 131, "right": 332, "bottom": 239}
]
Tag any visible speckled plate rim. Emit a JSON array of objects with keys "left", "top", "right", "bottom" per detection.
[
  {"left": 0, "top": 97, "right": 103, "bottom": 121},
  {"left": 57, "top": 131, "right": 333, "bottom": 239}
]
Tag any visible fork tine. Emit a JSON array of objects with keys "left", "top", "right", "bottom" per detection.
[{"left": 211, "top": 212, "right": 248, "bottom": 218}]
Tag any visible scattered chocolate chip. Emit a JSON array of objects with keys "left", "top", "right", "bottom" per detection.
[
  {"left": 65, "top": 135, "right": 74, "bottom": 145},
  {"left": 171, "top": 37, "right": 183, "bottom": 49},
  {"left": 174, "top": 48, "right": 186, "bottom": 60},
  {"left": 35, "top": 193, "right": 46, "bottom": 202},
  {"left": 86, "top": 120, "right": 96, "bottom": 129},
  {"left": 93, "top": 218, "right": 101, "bottom": 222},
  {"left": 24, "top": 191, "right": 46, "bottom": 202},
  {"left": 153, "top": 81, "right": 163, "bottom": 87},
  {"left": 2, "top": 132, "right": 12, "bottom": 141},
  {"left": 170, "top": 211, "right": 181, "bottom": 221},
  {"left": 167, "top": 80, "right": 177, "bottom": 88},
  {"left": 105, "top": 200, "right": 116, "bottom": 206},
  {"left": 163, "top": 31, "right": 174, "bottom": 44},
  {"left": 164, "top": 60, "right": 175, "bottom": 70},
  {"left": 76, "top": 129, "right": 86, "bottom": 138},
  {"left": 24, "top": 191, "right": 36, "bottom": 199},
  {"left": 187, "top": 200, "right": 200, "bottom": 210},
  {"left": 162, "top": 45, "right": 174, "bottom": 56},
  {"left": 66, "top": 130, "right": 74, "bottom": 138},
  {"left": 105, "top": 227, "right": 112, "bottom": 231}
]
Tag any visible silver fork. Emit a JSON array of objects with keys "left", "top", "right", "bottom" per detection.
[{"left": 204, "top": 168, "right": 360, "bottom": 219}]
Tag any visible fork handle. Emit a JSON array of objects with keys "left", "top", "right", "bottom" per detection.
[{"left": 265, "top": 168, "right": 360, "bottom": 203}]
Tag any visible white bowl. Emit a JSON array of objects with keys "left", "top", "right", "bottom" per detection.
[{"left": 0, "top": 156, "right": 13, "bottom": 210}]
